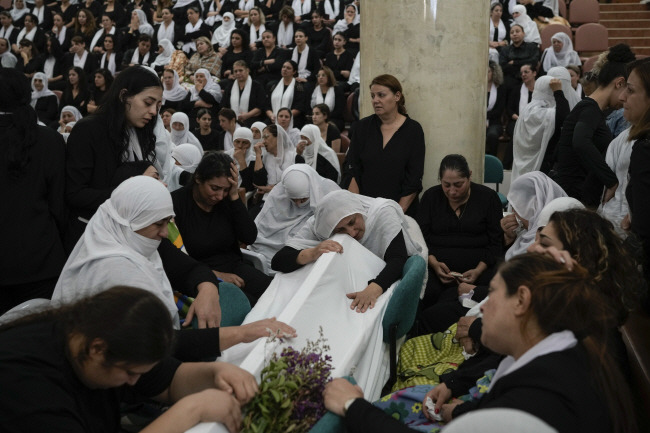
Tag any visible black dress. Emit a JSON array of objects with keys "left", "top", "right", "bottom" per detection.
[
  {"left": 626, "top": 136, "right": 650, "bottom": 285},
  {"left": 194, "top": 128, "right": 221, "bottom": 151},
  {"left": 346, "top": 114, "right": 426, "bottom": 216},
  {"left": 171, "top": 184, "right": 273, "bottom": 304},
  {"left": 33, "top": 94, "right": 59, "bottom": 125},
  {"left": 324, "top": 48, "right": 354, "bottom": 83},
  {"left": 0, "top": 117, "right": 66, "bottom": 313},
  {"left": 552, "top": 97, "right": 617, "bottom": 207}
]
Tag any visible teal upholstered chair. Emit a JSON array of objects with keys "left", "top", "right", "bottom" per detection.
[
  {"left": 191, "top": 282, "right": 251, "bottom": 328},
  {"left": 308, "top": 255, "right": 427, "bottom": 433},
  {"left": 484, "top": 154, "right": 508, "bottom": 210}
]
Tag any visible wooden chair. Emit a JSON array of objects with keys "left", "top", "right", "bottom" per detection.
[
  {"left": 582, "top": 54, "right": 599, "bottom": 73},
  {"left": 340, "top": 133, "right": 350, "bottom": 154},
  {"left": 568, "top": 0, "right": 599, "bottom": 26},
  {"left": 574, "top": 23, "right": 608, "bottom": 57}
]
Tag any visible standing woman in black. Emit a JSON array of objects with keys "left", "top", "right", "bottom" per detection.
[
  {"left": 64, "top": 65, "right": 163, "bottom": 251},
  {"left": 553, "top": 44, "right": 636, "bottom": 208},
  {"left": 622, "top": 58, "right": 650, "bottom": 287},
  {"left": 0, "top": 68, "right": 66, "bottom": 314},
  {"left": 347, "top": 74, "right": 425, "bottom": 217}
]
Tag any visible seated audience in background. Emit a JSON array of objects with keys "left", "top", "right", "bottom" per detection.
[
  {"left": 50, "top": 12, "right": 72, "bottom": 52},
  {"left": 503, "top": 62, "right": 536, "bottom": 169},
  {"left": 267, "top": 60, "right": 308, "bottom": 128},
  {"left": 222, "top": 60, "right": 267, "bottom": 127},
  {"left": 30, "top": 72, "right": 59, "bottom": 125},
  {"left": 161, "top": 107, "right": 175, "bottom": 132},
  {"left": 97, "top": 33, "right": 122, "bottom": 76},
  {"left": 180, "top": 6, "right": 211, "bottom": 56},
  {"left": 417, "top": 154, "right": 503, "bottom": 313},
  {"left": 566, "top": 64, "right": 584, "bottom": 99},
  {"left": 323, "top": 253, "right": 637, "bottom": 433},
  {"left": 224, "top": 127, "right": 259, "bottom": 191},
  {"left": 488, "top": 2, "right": 509, "bottom": 63},
  {"left": 31, "top": 0, "right": 54, "bottom": 32},
  {"left": 311, "top": 66, "right": 344, "bottom": 131},
  {"left": 249, "top": 164, "right": 340, "bottom": 269},
  {"left": 220, "top": 29, "right": 253, "bottom": 83},
  {"left": 275, "top": 6, "right": 295, "bottom": 49},
  {"left": 185, "top": 36, "right": 222, "bottom": 79},
  {"left": 170, "top": 111, "right": 203, "bottom": 152},
  {"left": 486, "top": 61, "right": 506, "bottom": 157},
  {"left": 121, "top": 33, "right": 155, "bottom": 69},
  {"left": 54, "top": 0, "right": 79, "bottom": 28},
  {"left": 297, "top": 124, "right": 341, "bottom": 182},
  {"left": 211, "top": 12, "right": 235, "bottom": 54},
  {"left": 250, "top": 29, "right": 287, "bottom": 91},
  {"left": 539, "top": 32, "right": 580, "bottom": 76},
  {"left": 511, "top": 5, "right": 540, "bottom": 45},
  {"left": 63, "top": 35, "right": 98, "bottom": 77},
  {"left": 333, "top": 4, "right": 359, "bottom": 56},
  {"left": 171, "top": 152, "right": 274, "bottom": 304},
  {"left": 0, "top": 12, "right": 21, "bottom": 47},
  {"left": 252, "top": 124, "right": 301, "bottom": 199},
  {"left": 73, "top": 8, "right": 97, "bottom": 48},
  {"left": 39, "top": 36, "right": 66, "bottom": 90},
  {"left": 324, "top": 32, "right": 354, "bottom": 91},
  {"left": 194, "top": 108, "right": 221, "bottom": 151},
  {"left": 276, "top": 107, "right": 301, "bottom": 147},
  {"left": 102, "top": 0, "right": 127, "bottom": 29},
  {"left": 15, "top": 39, "right": 40, "bottom": 78},
  {"left": 311, "top": 103, "right": 341, "bottom": 152},
  {"left": 305, "top": 10, "right": 330, "bottom": 60},
  {"left": 185, "top": 68, "right": 223, "bottom": 128},
  {"left": 0, "top": 68, "right": 66, "bottom": 315},
  {"left": 151, "top": 38, "right": 175, "bottom": 72},
  {"left": 244, "top": 6, "right": 265, "bottom": 51},
  {"left": 272, "top": 189, "right": 422, "bottom": 313},
  {"left": 56, "top": 105, "right": 83, "bottom": 133},
  {"left": 553, "top": 44, "right": 635, "bottom": 208},
  {"left": 153, "top": 7, "right": 181, "bottom": 48},
  {"left": 86, "top": 68, "right": 113, "bottom": 113},
  {"left": 14, "top": 13, "right": 46, "bottom": 54},
  {"left": 291, "top": 29, "right": 319, "bottom": 84},
  {"left": 498, "top": 24, "right": 539, "bottom": 92},
  {"left": 119, "top": 9, "right": 155, "bottom": 52},
  {"left": 59, "top": 66, "right": 90, "bottom": 115},
  {"left": 347, "top": 74, "right": 425, "bottom": 217}
]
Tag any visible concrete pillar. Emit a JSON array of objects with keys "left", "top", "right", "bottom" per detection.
[{"left": 360, "top": 0, "right": 489, "bottom": 190}]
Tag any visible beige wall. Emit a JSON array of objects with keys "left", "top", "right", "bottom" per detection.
[{"left": 359, "top": 0, "right": 489, "bottom": 191}]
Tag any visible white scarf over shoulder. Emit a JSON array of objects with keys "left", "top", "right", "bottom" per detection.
[
  {"left": 30, "top": 72, "right": 56, "bottom": 108},
  {"left": 276, "top": 20, "right": 293, "bottom": 47},
  {"left": 291, "top": 0, "right": 311, "bottom": 17},
  {"left": 511, "top": 76, "right": 556, "bottom": 183},
  {"left": 489, "top": 18, "right": 506, "bottom": 42},
  {"left": 230, "top": 75, "right": 252, "bottom": 115},
  {"left": 183, "top": 18, "right": 204, "bottom": 53},
  {"left": 52, "top": 176, "right": 180, "bottom": 328},
  {"left": 249, "top": 164, "right": 340, "bottom": 266},
  {"left": 270, "top": 78, "right": 295, "bottom": 125},
  {"left": 300, "top": 124, "right": 340, "bottom": 182},
  {"left": 599, "top": 127, "right": 633, "bottom": 238},
  {"left": 134, "top": 9, "right": 154, "bottom": 36},
  {"left": 542, "top": 32, "right": 581, "bottom": 72},
  {"left": 263, "top": 125, "right": 296, "bottom": 185},
  {"left": 90, "top": 26, "right": 114, "bottom": 51},
  {"left": 311, "top": 85, "right": 335, "bottom": 111},
  {"left": 506, "top": 172, "right": 567, "bottom": 259},
  {"left": 291, "top": 44, "right": 311, "bottom": 80},
  {"left": 287, "top": 189, "right": 422, "bottom": 259},
  {"left": 157, "top": 20, "right": 175, "bottom": 45}
]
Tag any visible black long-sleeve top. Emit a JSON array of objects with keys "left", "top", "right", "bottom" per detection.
[
  {"left": 33, "top": 94, "right": 59, "bottom": 125},
  {"left": 171, "top": 184, "right": 258, "bottom": 269},
  {"left": 498, "top": 42, "right": 539, "bottom": 79},
  {"left": 251, "top": 46, "right": 288, "bottom": 80},
  {"left": 626, "top": 137, "right": 650, "bottom": 284},
  {"left": 506, "top": 84, "right": 532, "bottom": 118},
  {"left": 0, "top": 118, "right": 67, "bottom": 286},
  {"left": 220, "top": 49, "right": 253, "bottom": 79},
  {"left": 553, "top": 97, "right": 617, "bottom": 206},
  {"left": 416, "top": 183, "right": 504, "bottom": 272},
  {"left": 158, "top": 238, "right": 220, "bottom": 297},
  {"left": 306, "top": 26, "right": 330, "bottom": 57},
  {"left": 271, "top": 231, "right": 408, "bottom": 292},
  {"left": 486, "top": 84, "right": 506, "bottom": 126},
  {"left": 541, "top": 89, "right": 571, "bottom": 173},
  {"left": 324, "top": 49, "right": 354, "bottom": 83},
  {"left": 347, "top": 114, "right": 425, "bottom": 216}
]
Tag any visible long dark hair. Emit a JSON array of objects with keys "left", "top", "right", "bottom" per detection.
[
  {"left": 499, "top": 254, "right": 637, "bottom": 433},
  {"left": 230, "top": 28, "right": 249, "bottom": 51},
  {"left": 94, "top": 66, "right": 161, "bottom": 165},
  {"left": 626, "top": 57, "right": 650, "bottom": 140},
  {"left": 46, "top": 35, "right": 64, "bottom": 59},
  {"left": 0, "top": 286, "right": 175, "bottom": 366},
  {"left": 0, "top": 68, "right": 39, "bottom": 178}
]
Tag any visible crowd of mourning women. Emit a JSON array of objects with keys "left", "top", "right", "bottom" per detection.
[{"left": 2, "top": 0, "right": 650, "bottom": 432}]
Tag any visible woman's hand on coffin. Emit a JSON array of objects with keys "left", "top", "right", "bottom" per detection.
[
  {"left": 241, "top": 317, "right": 297, "bottom": 343},
  {"left": 346, "top": 282, "right": 383, "bottom": 313},
  {"left": 301, "top": 240, "right": 343, "bottom": 263}
]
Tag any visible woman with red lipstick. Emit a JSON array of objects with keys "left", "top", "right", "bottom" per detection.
[{"left": 64, "top": 65, "right": 165, "bottom": 252}]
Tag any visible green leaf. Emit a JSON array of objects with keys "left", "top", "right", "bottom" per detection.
[{"left": 270, "top": 389, "right": 281, "bottom": 403}]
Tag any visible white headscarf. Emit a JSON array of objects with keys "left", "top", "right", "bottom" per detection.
[
  {"left": 263, "top": 125, "right": 296, "bottom": 185},
  {"left": 171, "top": 142, "right": 203, "bottom": 172},
  {"left": 211, "top": 12, "right": 235, "bottom": 47},
  {"left": 249, "top": 164, "right": 340, "bottom": 265},
  {"left": 152, "top": 38, "right": 174, "bottom": 67},
  {"left": 276, "top": 20, "right": 293, "bottom": 47},
  {"left": 505, "top": 172, "right": 567, "bottom": 259},
  {"left": 133, "top": 9, "right": 154, "bottom": 35},
  {"left": 227, "top": 127, "right": 256, "bottom": 166},
  {"left": 52, "top": 176, "right": 180, "bottom": 328},
  {"left": 546, "top": 66, "right": 581, "bottom": 110},
  {"left": 57, "top": 105, "right": 83, "bottom": 132},
  {"left": 537, "top": 197, "right": 584, "bottom": 228},
  {"left": 251, "top": 121, "right": 266, "bottom": 146},
  {"left": 300, "top": 124, "right": 340, "bottom": 182},
  {"left": 162, "top": 69, "right": 188, "bottom": 102},
  {"left": 10, "top": 0, "right": 28, "bottom": 22},
  {"left": 190, "top": 68, "right": 222, "bottom": 102},
  {"left": 90, "top": 26, "right": 115, "bottom": 51},
  {"left": 156, "top": 19, "right": 175, "bottom": 45},
  {"left": 513, "top": 5, "right": 541, "bottom": 45},
  {"left": 542, "top": 33, "right": 581, "bottom": 73},
  {"left": 333, "top": 3, "right": 359, "bottom": 33},
  {"left": 30, "top": 72, "right": 56, "bottom": 108},
  {"left": 230, "top": 74, "right": 252, "bottom": 116},
  {"left": 598, "top": 127, "right": 633, "bottom": 238},
  {"left": 287, "top": 190, "right": 422, "bottom": 260},
  {"left": 511, "top": 76, "right": 556, "bottom": 183},
  {"left": 170, "top": 112, "right": 203, "bottom": 152},
  {"left": 270, "top": 78, "right": 295, "bottom": 126}
]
